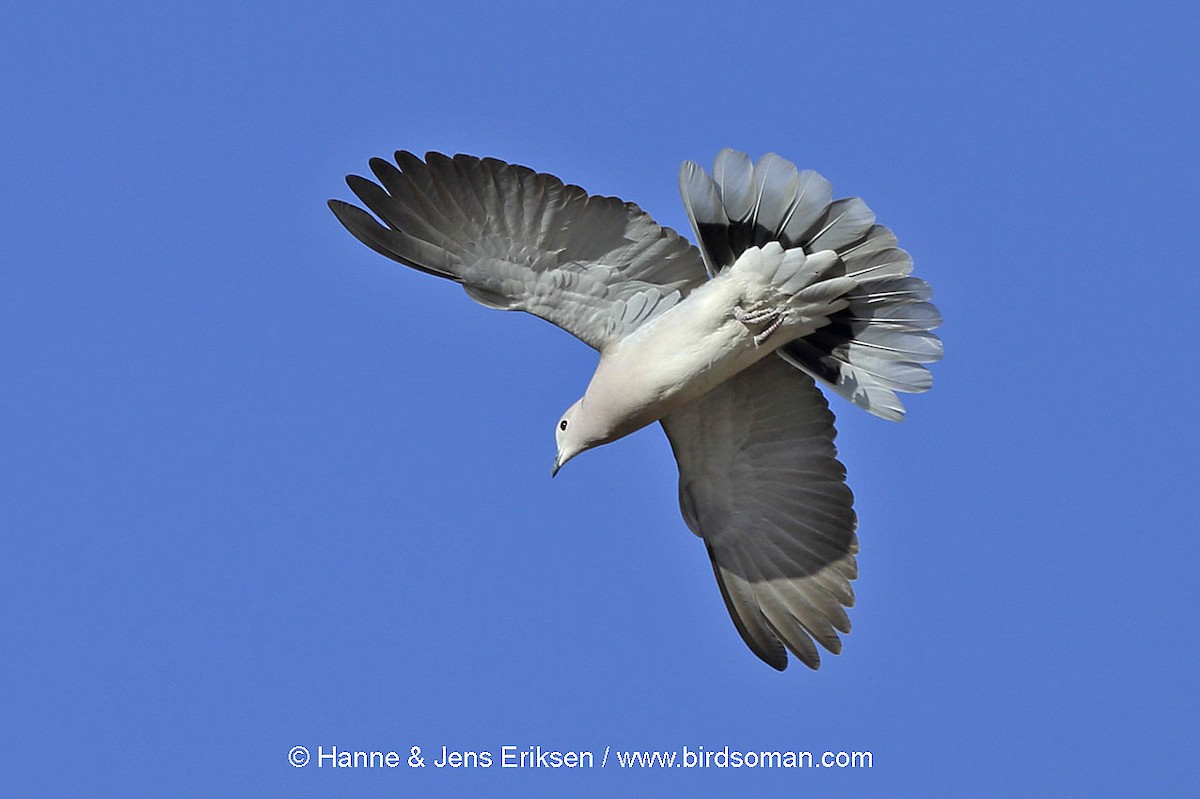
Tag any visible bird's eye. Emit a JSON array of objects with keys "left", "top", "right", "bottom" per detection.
[{"left": 559, "top": 419, "right": 568, "bottom": 431}]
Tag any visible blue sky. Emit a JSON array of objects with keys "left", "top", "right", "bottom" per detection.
[{"left": 3, "top": 1, "right": 1197, "bottom": 795}]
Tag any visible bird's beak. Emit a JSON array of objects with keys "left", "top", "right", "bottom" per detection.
[{"left": 553, "top": 447, "right": 580, "bottom": 478}]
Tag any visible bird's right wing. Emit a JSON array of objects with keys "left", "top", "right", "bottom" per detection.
[
  {"left": 660, "top": 356, "right": 858, "bottom": 671},
  {"left": 330, "top": 152, "right": 708, "bottom": 351}
]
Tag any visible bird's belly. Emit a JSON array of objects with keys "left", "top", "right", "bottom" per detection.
[{"left": 582, "top": 280, "right": 778, "bottom": 441}]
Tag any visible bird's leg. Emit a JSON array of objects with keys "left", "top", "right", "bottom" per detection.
[{"left": 733, "top": 303, "right": 785, "bottom": 346}]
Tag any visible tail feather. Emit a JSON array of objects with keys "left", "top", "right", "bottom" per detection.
[
  {"left": 680, "top": 160, "right": 736, "bottom": 275},
  {"left": 780, "top": 169, "right": 833, "bottom": 246},
  {"left": 806, "top": 197, "right": 876, "bottom": 253},
  {"left": 748, "top": 153, "right": 799, "bottom": 239},
  {"left": 713, "top": 149, "right": 756, "bottom": 226},
  {"left": 679, "top": 150, "right": 942, "bottom": 420}
]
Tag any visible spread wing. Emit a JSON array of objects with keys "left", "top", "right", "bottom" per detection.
[
  {"left": 329, "top": 152, "right": 708, "bottom": 350},
  {"left": 661, "top": 356, "right": 858, "bottom": 670}
]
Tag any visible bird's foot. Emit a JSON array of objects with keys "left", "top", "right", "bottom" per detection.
[{"left": 734, "top": 303, "right": 784, "bottom": 346}]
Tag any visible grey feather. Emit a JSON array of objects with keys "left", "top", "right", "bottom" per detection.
[
  {"left": 780, "top": 170, "right": 833, "bottom": 246},
  {"left": 713, "top": 149, "right": 756, "bottom": 224},
  {"left": 679, "top": 160, "right": 733, "bottom": 276},
  {"left": 807, "top": 197, "right": 877, "bottom": 253},
  {"left": 750, "top": 153, "right": 800, "bottom": 245}
]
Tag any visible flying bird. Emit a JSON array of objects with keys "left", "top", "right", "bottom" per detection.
[{"left": 329, "top": 149, "right": 942, "bottom": 670}]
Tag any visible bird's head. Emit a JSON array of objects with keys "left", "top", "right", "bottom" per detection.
[{"left": 552, "top": 398, "right": 600, "bottom": 477}]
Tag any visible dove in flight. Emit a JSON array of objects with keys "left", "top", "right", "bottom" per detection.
[{"left": 328, "top": 149, "right": 942, "bottom": 670}]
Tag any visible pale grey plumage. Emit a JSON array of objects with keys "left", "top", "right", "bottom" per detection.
[{"left": 329, "top": 149, "right": 942, "bottom": 670}]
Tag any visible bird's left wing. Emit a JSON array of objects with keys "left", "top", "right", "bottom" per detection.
[
  {"left": 329, "top": 152, "right": 708, "bottom": 350},
  {"left": 660, "top": 356, "right": 858, "bottom": 670}
]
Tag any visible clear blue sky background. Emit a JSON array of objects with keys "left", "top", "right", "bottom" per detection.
[{"left": 3, "top": 1, "right": 1197, "bottom": 795}]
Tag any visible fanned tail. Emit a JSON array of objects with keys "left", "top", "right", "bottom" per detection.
[{"left": 679, "top": 150, "right": 942, "bottom": 420}]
